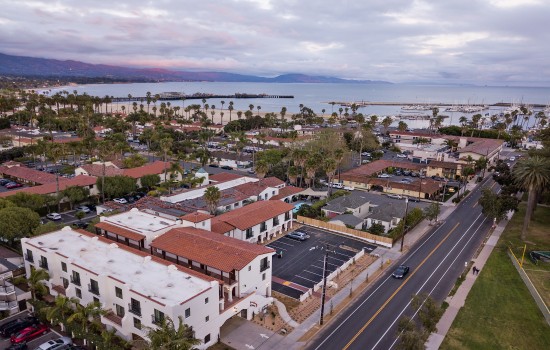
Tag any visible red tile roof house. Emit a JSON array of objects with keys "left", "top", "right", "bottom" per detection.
[
  {"left": 0, "top": 175, "right": 98, "bottom": 199},
  {"left": 211, "top": 201, "right": 294, "bottom": 244},
  {"left": 150, "top": 226, "right": 275, "bottom": 304},
  {"left": 0, "top": 163, "right": 58, "bottom": 186},
  {"left": 75, "top": 161, "right": 181, "bottom": 187}
]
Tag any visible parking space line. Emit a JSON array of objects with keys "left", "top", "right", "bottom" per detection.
[
  {"left": 329, "top": 256, "right": 348, "bottom": 263},
  {"left": 267, "top": 244, "right": 287, "bottom": 251},
  {"left": 295, "top": 275, "right": 319, "bottom": 284},
  {"left": 304, "top": 269, "right": 324, "bottom": 278},
  {"left": 274, "top": 239, "right": 295, "bottom": 247}
]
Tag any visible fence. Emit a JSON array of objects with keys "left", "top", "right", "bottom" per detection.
[{"left": 295, "top": 216, "right": 394, "bottom": 248}]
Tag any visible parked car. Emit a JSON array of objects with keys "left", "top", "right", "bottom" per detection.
[
  {"left": 387, "top": 194, "right": 403, "bottom": 199},
  {"left": 6, "top": 343, "right": 28, "bottom": 350},
  {"left": 377, "top": 173, "right": 391, "bottom": 178},
  {"left": 72, "top": 221, "right": 89, "bottom": 229},
  {"left": 220, "top": 165, "right": 233, "bottom": 170},
  {"left": 247, "top": 170, "right": 256, "bottom": 174},
  {"left": 113, "top": 198, "right": 128, "bottom": 204},
  {"left": 392, "top": 265, "right": 410, "bottom": 279},
  {"left": 0, "top": 317, "right": 38, "bottom": 337},
  {"left": 208, "top": 164, "right": 219, "bottom": 168},
  {"left": 124, "top": 196, "right": 136, "bottom": 203},
  {"left": 286, "top": 231, "right": 310, "bottom": 241},
  {"left": 46, "top": 213, "right": 62, "bottom": 221},
  {"left": 75, "top": 205, "right": 90, "bottom": 213},
  {"left": 406, "top": 196, "right": 420, "bottom": 202},
  {"left": 400, "top": 178, "right": 412, "bottom": 183},
  {"left": 402, "top": 170, "right": 411, "bottom": 176},
  {"left": 394, "top": 170, "right": 402, "bottom": 176},
  {"left": 396, "top": 154, "right": 407, "bottom": 158},
  {"left": 5, "top": 182, "right": 22, "bottom": 189},
  {"left": 0, "top": 179, "right": 11, "bottom": 185},
  {"left": 34, "top": 337, "right": 72, "bottom": 350},
  {"left": 10, "top": 323, "right": 49, "bottom": 343}
]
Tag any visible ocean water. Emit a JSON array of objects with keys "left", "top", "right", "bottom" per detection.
[{"left": 46, "top": 82, "right": 550, "bottom": 128}]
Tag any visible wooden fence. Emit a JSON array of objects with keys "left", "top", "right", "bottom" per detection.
[{"left": 295, "top": 216, "right": 394, "bottom": 248}]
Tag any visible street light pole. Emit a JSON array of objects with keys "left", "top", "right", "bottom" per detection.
[
  {"left": 319, "top": 244, "right": 330, "bottom": 325},
  {"left": 400, "top": 197, "right": 409, "bottom": 252}
]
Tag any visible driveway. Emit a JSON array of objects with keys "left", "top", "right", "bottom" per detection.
[{"left": 0, "top": 311, "right": 62, "bottom": 349}]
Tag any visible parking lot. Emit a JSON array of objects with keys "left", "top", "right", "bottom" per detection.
[
  {"left": 0, "top": 311, "right": 61, "bottom": 349},
  {"left": 267, "top": 226, "right": 377, "bottom": 299}
]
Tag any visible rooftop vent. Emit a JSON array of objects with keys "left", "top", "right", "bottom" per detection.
[
  {"left": 160, "top": 221, "right": 170, "bottom": 225},
  {"left": 167, "top": 283, "right": 174, "bottom": 288},
  {"left": 108, "top": 259, "right": 114, "bottom": 263},
  {"left": 135, "top": 270, "right": 142, "bottom": 275}
]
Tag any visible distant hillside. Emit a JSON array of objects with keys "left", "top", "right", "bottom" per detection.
[{"left": 0, "top": 53, "right": 390, "bottom": 84}]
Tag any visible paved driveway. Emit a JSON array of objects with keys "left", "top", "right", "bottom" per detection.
[
  {"left": 267, "top": 226, "right": 376, "bottom": 299},
  {"left": 0, "top": 311, "right": 62, "bottom": 349}
]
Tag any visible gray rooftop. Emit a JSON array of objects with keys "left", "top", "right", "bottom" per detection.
[{"left": 330, "top": 214, "right": 364, "bottom": 227}]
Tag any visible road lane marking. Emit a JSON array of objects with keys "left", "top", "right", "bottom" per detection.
[{"left": 342, "top": 222, "right": 461, "bottom": 350}]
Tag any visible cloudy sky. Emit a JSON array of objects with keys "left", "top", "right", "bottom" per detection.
[{"left": 1, "top": 0, "right": 549, "bottom": 86}]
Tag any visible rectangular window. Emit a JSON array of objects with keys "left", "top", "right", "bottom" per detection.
[
  {"left": 185, "top": 308, "right": 191, "bottom": 318},
  {"left": 129, "top": 298, "right": 141, "bottom": 316},
  {"left": 39, "top": 256, "right": 48, "bottom": 270},
  {"left": 273, "top": 217, "right": 280, "bottom": 226},
  {"left": 71, "top": 271, "right": 81, "bottom": 286},
  {"left": 260, "top": 257, "right": 269, "bottom": 272},
  {"left": 205, "top": 297, "right": 209, "bottom": 304},
  {"left": 93, "top": 297, "right": 100, "bottom": 304},
  {"left": 62, "top": 277, "right": 69, "bottom": 289},
  {"left": 152, "top": 309, "right": 165, "bottom": 325},
  {"left": 116, "top": 304, "right": 125, "bottom": 318},
  {"left": 245, "top": 228, "right": 253, "bottom": 239},
  {"left": 205, "top": 315, "right": 209, "bottom": 322},
  {"left": 260, "top": 222, "right": 267, "bottom": 232},
  {"left": 262, "top": 273, "right": 266, "bottom": 281},
  {"left": 115, "top": 287, "right": 123, "bottom": 299},
  {"left": 89, "top": 279, "right": 100, "bottom": 295},
  {"left": 75, "top": 288, "right": 82, "bottom": 299},
  {"left": 61, "top": 262, "right": 67, "bottom": 272},
  {"left": 25, "top": 249, "right": 34, "bottom": 263},
  {"left": 205, "top": 334, "right": 211, "bottom": 343},
  {"left": 134, "top": 317, "right": 142, "bottom": 330},
  {"left": 248, "top": 266, "right": 251, "bottom": 271},
  {"left": 285, "top": 212, "right": 290, "bottom": 221}
]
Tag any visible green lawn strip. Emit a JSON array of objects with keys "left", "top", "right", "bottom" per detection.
[{"left": 442, "top": 203, "right": 550, "bottom": 350}]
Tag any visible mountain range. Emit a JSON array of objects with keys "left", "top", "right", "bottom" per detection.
[{"left": 0, "top": 53, "right": 389, "bottom": 84}]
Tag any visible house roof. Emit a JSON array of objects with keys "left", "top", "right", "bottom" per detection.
[
  {"left": 180, "top": 212, "right": 213, "bottom": 223},
  {"left": 211, "top": 220, "right": 235, "bottom": 234},
  {"left": 209, "top": 172, "right": 243, "bottom": 183},
  {"left": 94, "top": 222, "right": 146, "bottom": 241},
  {"left": 261, "top": 177, "right": 285, "bottom": 187},
  {"left": 212, "top": 201, "right": 294, "bottom": 231},
  {"left": 123, "top": 161, "right": 170, "bottom": 179},
  {"left": 458, "top": 139, "right": 503, "bottom": 156},
  {"left": 367, "top": 198, "right": 429, "bottom": 222},
  {"left": 428, "top": 160, "right": 461, "bottom": 169},
  {"left": 79, "top": 164, "right": 124, "bottom": 177},
  {"left": 340, "top": 160, "right": 425, "bottom": 180},
  {"left": 233, "top": 182, "right": 269, "bottom": 197},
  {"left": 0, "top": 165, "right": 58, "bottom": 184},
  {"left": 270, "top": 186, "right": 303, "bottom": 200},
  {"left": 323, "top": 192, "right": 370, "bottom": 213},
  {"left": 330, "top": 213, "right": 364, "bottom": 227},
  {"left": 151, "top": 227, "right": 274, "bottom": 273},
  {"left": 0, "top": 175, "right": 97, "bottom": 198}
]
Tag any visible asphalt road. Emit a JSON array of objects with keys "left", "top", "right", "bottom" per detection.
[
  {"left": 267, "top": 227, "right": 376, "bottom": 299},
  {"left": 0, "top": 311, "right": 61, "bottom": 349},
  {"left": 306, "top": 175, "right": 499, "bottom": 350}
]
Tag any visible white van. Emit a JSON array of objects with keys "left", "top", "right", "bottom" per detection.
[{"left": 34, "top": 337, "right": 72, "bottom": 350}]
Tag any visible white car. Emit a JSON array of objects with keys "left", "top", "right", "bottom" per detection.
[
  {"left": 113, "top": 198, "right": 128, "bottom": 204},
  {"left": 35, "top": 337, "right": 73, "bottom": 350},
  {"left": 46, "top": 213, "right": 62, "bottom": 221},
  {"left": 396, "top": 154, "right": 408, "bottom": 158},
  {"left": 509, "top": 156, "right": 516, "bottom": 161},
  {"left": 75, "top": 205, "right": 90, "bottom": 213},
  {"left": 387, "top": 194, "right": 403, "bottom": 199},
  {"left": 378, "top": 173, "right": 391, "bottom": 178}
]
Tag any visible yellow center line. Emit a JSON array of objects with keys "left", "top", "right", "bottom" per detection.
[{"left": 342, "top": 222, "right": 461, "bottom": 350}]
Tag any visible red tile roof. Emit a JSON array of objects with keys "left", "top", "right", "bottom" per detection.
[
  {"left": 123, "top": 161, "right": 170, "bottom": 179},
  {"left": 213, "top": 201, "right": 293, "bottom": 230},
  {"left": 233, "top": 182, "right": 269, "bottom": 197},
  {"left": 79, "top": 164, "right": 124, "bottom": 177},
  {"left": 261, "top": 177, "right": 285, "bottom": 187},
  {"left": 208, "top": 172, "right": 244, "bottom": 183},
  {"left": 428, "top": 160, "right": 461, "bottom": 169},
  {"left": 340, "top": 160, "right": 425, "bottom": 180},
  {"left": 270, "top": 186, "right": 303, "bottom": 200},
  {"left": 211, "top": 220, "right": 235, "bottom": 234},
  {"left": 0, "top": 175, "right": 97, "bottom": 198},
  {"left": 180, "top": 212, "right": 213, "bottom": 223},
  {"left": 0, "top": 165, "right": 57, "bottom": 184},
  {"left": 151, "top": 227, "right": 274, "bottom": 272},
  {"left": 95, "top": 222, "right": 146, "bottom": 241},
  {"left": 458, "top": 139, "right": 504, "bottom": 156}
]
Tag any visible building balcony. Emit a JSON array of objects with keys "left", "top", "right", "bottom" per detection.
[
  {"left": 151, "top": 315, "right": 164, "bottom": 326},
  {"left": 128, "top": 303, "right": 141, "bottom": 317},
  {"left": 38, "top": 260, "right": 48, "bottom": 270},
  {"left": 260, "top": 262, "right": 270, "bottom": 272},
  {"left": 103, "top": 310, "right": 123, "bottom": 327},
  {"left": 24, "top": 254, "right": 34, "bottom": 263},
  {"left": 0, "top": 283, "right": 15, "bottom": 296},
  {"left": 0, "top": 300, "right": 18, "bottom": 311},
  {"left": 51, "top": 284, "right": 66, "bottom": 296},
  {"left": 70, "top": 276, "right": 81, "bottom": 286}
]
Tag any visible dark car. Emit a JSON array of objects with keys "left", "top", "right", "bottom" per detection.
[
  {"left": 0, "top": 179, "right": 11, "bottom": 185},
  {"left": 0, "top": 317, "right": 39, "bottom": 337},
  {"left": 286, "top": 231, "right": 310, "bottom": 241},
  {"left": 220, "top": 165, "right": 233, "bottom": 170},
  {"left": 10, "top": 323, "right": 49, "bottom": 343},
  {"left": 72, "top": 221, "right": 89, "bottom": 229},
  {"left": 5, "top": 182, "right": 22, "bottom": 189},
  {"left": 208, "top": 164, "right": 219, "bottom": 168},
  {"left": 392, "top": 265, "right": 410, "bottom": 279},
  {"left": 6, "top": 343, "right": 28, "bottom": 350}
]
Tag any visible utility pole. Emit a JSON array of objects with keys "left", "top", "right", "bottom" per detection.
[
  {"left": 400, "top": 197, "right": 409, "bottom": 252},
  {"left": 319, "top": 244, "right": 330, "bottom": 325}
]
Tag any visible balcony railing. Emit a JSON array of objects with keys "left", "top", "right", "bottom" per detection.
[
  {"left": 104, "top": 310, "right": 123, "bottom": 326},
  {"left": 0, "top": 283, "right": 16, "bottom": 295},
  {"left": 151, "top": 315, "right": 164, "bottom": 325},
  {"left": 88, "top": 284, "right": 100, "bottom": 296},
  {"left": 128, "top": 303, "right": 142, "bottom": 317},
  {"left": 24, "top": 254, "right": 34, "bottom": 263},
  {"left": 0, "top": 300, "right": 18, "bottom": 311},
  {"left": 260, "top": 261, "right": 271, "bottom": 272},
  {"left": 70, "top": 276, "right": 81, "bottom": 286},
  {"left": 39, "top": 260, "right": 48, "bottom": 269}
]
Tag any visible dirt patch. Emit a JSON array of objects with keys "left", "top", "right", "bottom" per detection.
[
  {"left": 206, "top": 343, "right": 236, "bottom": 350},
  {"left": 251, "top": 304, "right": 294, "bottom": 335}
]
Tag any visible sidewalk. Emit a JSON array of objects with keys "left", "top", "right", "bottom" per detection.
[{"left": 425, "top": 209, "right": 511, "bottom": 349}]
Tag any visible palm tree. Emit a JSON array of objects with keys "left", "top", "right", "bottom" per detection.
[
  {"left": 14, "top": 268, "right": 49, "bottom": 303},
  {"left": 143, "top": 316, "right": 201, "bottom": 350},
  {"left": 67, "top": 301, "right": 106, "bottom": 345},
  {"left": 255, "top": 159, "right": 269, "bottom": 187},
  {"left": 44, "top": 295, "right": 78, "bottom": 332},
  {"left": 381, "top": 116, "right": 393, "bottom": 134},
  {"left": 323, "top": 158, "right": 337, "bottom": 195},
  {"left": 228, "top": 101, "right": 234, "bottom": 123},
  {"left": 46, "top": 143, "right": 65, "bottom": 212},
  {"left": 159, "top": 137, "right": 174, "bottom": 184},
  {"left": 97, "top": 140, "right": 116, "bottom": 204},
  {"left": 512, "top": 156, "right": 550, "bottom": 240},
  {"left": 204, "top": 186, "right": 221, "bottom": 214}
]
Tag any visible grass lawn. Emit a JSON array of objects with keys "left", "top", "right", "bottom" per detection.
[{"left": 441, "top": 204, "right": 550, "bottom": 350}]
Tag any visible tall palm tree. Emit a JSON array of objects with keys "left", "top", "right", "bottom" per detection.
[
  {"left": 44, "top": 295, "right": 78, "bottom": 332},
  {"left": 97, "top": 140, "right": 116, "bottom": 204},
  {"left": 323, "top": 158, "right": 337, "bottom": 195},
  {"left": 143, "top": 316, "right": 201, "bottom": 350},
  {"left": 14, "top": 268, "right": 49, "bottom": 303},
  {"left": 204, "top": 186, "right": 221, "bottom": 214},
  {"left": 46, "top": 143, "right": 65, "bottom": 212},
  {"left": 255, "top": 159, "right": 269, "bottom": 187},
  {"left": 67, "top": 301, "right": 106, "bottom": 345},
  {"left": 159, "top": 137, "right": 174, "bottom": 184},
  {"left": 228, "top": 101, "right": 234, "bottom": 123},
  {"left": 512, "top": 156, "right": 550, "bottom": 240}
]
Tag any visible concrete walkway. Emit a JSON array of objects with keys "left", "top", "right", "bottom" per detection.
[
  {"left": 274, "top": 299, "right": 300, "bottom": 328},
  {"left": 425, "top": 209, "right": 512, "bottom": 349}
]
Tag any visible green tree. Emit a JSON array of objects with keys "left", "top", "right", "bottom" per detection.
[
  {"left": 7, "top": 192, "right": 45, "bottom": 211},
  {"left": 369, "top": 222, "right": 385, "bottom": 235},
  {"left": 123, "top": 153, "right": 148, "bottom": 168},
  {"left": 43, "top": 295, "right": 78, "bottom": 332},
  {"left": 144, "top": 316, "right": 201, "bottom": 350},
  {"left": 141, "top": 174, "right": 161, "bottom": 190},
  {"left": 67, "top": 301, "right": 107, "bottom": 345},
  {"left": 0, "top": 206, "right": 41, "bottom": 244},
  {"left": 396, "top": 316, "right": 426, "bottom": 350},
  {"left": 512, "top": 156, "right": 550, "bottom": 240},
  {"left": 255, "top": 159, "right": 270, "bottom": 186},
  {"left": 96, "top": 175, "right": 136, "bottom": 199},
  {"left": 204, "top": 186, "right": 221, "bottom": 215},
  {"left": 0, "top": 198, "right": 15, "bottom": 209},
  {"left": 411, "top": 293, "right": 443, "bottom": 333},
  {"left": 14, "top": 268, "right": 49, "bottom": 302},
  {"left": 62, "top": 186, "right": 90, "bottom": 210},
  {"left": 424, "top": 202, "right": 441, "bottom": 223}
]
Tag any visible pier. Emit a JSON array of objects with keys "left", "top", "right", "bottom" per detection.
[
  {"left": 111, "top": 93, "right": 294, "bottom": 102},
  {"left": 326, "top": 101, "right": 548, "bottom": 108}
]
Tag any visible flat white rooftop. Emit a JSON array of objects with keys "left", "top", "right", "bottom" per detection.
[
  {"left": 25, "top": 227, "right": 214, "bottom": 306},
  {"left": 102, "top": 208, "right": 179, "bottom": 235}
]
